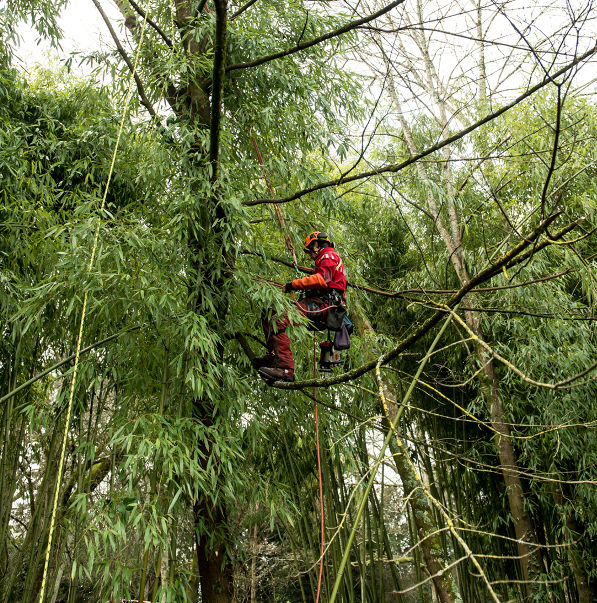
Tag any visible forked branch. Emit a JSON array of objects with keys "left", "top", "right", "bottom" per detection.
[
  {"left": 92, "top": 0, "right": 159, "bottom": 118},
  {"left": 226, "top": 0, "right": 406, "bottom": 72}
]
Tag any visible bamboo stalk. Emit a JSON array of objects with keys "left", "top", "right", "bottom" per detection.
[
  {"left": 283, "top": 437, "right": 318, "bottom": 599},
  {"left": 332, "top": 446, "right": 356, "bottom": 603},
  {"left": 0, "top": 338, "right": 22, "bottom": 556},
  {"left": 0, "top": 327, "right": 140, "bottom": 407},
  {"left": 139, "top": 356, "right": 169, "bottom": 602},
  {"left": 150, "top": 548, "right": 162, "bottom": 603},
  {"left": 376, "top": 463, "right": 384, "bottom": 603},
  {"left": 327, "top": 314, "right": 453, "bottom": 603},
  {"left": 328, "top": 445, "right": 355, "bottom": 603},
  {"left": 1, "top": 392, "right": 63, "bottom": 603}
]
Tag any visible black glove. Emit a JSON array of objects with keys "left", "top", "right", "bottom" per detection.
[{"left": 283, "top": 283, "right": 294, "bottom": 293}]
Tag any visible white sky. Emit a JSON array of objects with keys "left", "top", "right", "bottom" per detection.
[
  {"left": 16, "top": 0, "right": 122, "bottom": 73},
  {"left": 15, "top": 0, "right": 597, "bottom": 102}
]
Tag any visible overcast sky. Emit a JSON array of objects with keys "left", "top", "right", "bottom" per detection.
[
  {"left": 16, "top": 0, "right": 122, "bottom": 73},
  {"left": 14, "top": 0, "right": 597, "bottom": 115}
]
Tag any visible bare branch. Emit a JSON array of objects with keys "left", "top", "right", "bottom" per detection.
[
  {"left": 230, "top": 0, "right": 259, "bottom": 21},
  {"left": 226, "top": 0, "right": 406, "bottom": 72},
  {"left": 243, "top": 41, "right": 597, "bottom": 207},
  {"left": 91, "top": 0, "right": 159, "bottom": 118},
  {"left": 272, "top": 214, "right": 576, "bottom": 390},
  {"left": 126, "top": 0, "right": 173, "bottom": 48}
]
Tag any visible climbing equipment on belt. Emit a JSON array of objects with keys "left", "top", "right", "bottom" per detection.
[{"left": 318, "top": 340, "right": 344, "bottom": 372}]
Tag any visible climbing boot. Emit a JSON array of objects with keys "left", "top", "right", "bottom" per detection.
[
  {"left": 251, "top": 350, "right": 276, "bottom": 368},
  {"left": 258, "top": 367, "right": 295, "bottom": 383}
]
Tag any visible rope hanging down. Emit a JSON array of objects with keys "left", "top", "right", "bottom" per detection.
[
  {"left": 251, "top": 132, "right": 325, "bottom": 601},
  {"left": 313, "top": 335, "right": 325, "bottom": 603},
  {"left": 250, "top": 130, "right": 300, "bottom": 274},
  {"left": 37, "top": 14, "right": 150, "bottom": 603}
]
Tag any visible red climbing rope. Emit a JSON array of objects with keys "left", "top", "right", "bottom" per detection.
[
  {"left": 250, "top": 130, "right": 300, "bottom": 270},
  {"left": 313, "top": 334, "right": 324, "bottom": 603},
  {"left": 251, "top": 133, "right": 326, "bottom": 600}
]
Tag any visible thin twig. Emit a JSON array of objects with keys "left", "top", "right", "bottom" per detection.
[
  {"left": 226, "top": 0, "right": 406, "bottom": 72},
  {"left": 230, "top": 0, "right": 259, "bottom": 21},
  {"left": 127, "top": 0, "right": 173, "bottom": 48},
  {"left": 92, "top": 0, "right": 159, "bottom": 118}
]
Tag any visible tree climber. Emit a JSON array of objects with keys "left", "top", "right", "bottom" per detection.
[{"left": 254, "top": 231, "right": 347, "bottom": 383}]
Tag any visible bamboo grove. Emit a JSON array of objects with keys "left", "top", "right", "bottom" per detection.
[{"left": 1, "top": 0, "right": 597, "bottom": 601}]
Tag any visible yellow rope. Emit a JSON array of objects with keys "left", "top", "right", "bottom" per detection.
[{"left": 38, "top": 14, "right": 149, "bottom": 603}]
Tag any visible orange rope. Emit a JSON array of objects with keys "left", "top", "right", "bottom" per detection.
[
  {"left": 250, "top": 130, "right": 300, "bottom": 270},
  {"left": 250, "top": 117, "right": 324, "bottom": 600},
  {"left": 313, "top": 334, "right": 324, "bottom": 603}
]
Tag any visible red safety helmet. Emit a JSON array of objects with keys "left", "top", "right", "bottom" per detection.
[{"left": 303, "top": 231, "right": 332, "bottom": 252}]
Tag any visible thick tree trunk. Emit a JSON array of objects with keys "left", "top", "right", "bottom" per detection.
[
  {"left": 193, "top": 497, "right": 235, "bottom": 603},
  {"left": 112, "top": 0, "right": 236, "bottom": 596},
  {"left": 192, "top": 392, "right": 234, "bottom": 603},
  {"left": 179, "top": 0, "right": 235, "bottom": 599}
]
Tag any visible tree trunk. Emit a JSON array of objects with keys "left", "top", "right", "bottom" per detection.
[
  {"left": 471, "top": 320, "right": 540, "bottom": 598},
  {"left": 357, "top": 311, "right": 458, "bottom": 603},
  {"left": 160, "top": 540, "right": 169, "bottom": 603},
  {"left": 379, "top": 48, "right": 541, "bottom": 592},
  {"left": 385, "top": 400, "right": 459, "bottom": 603},
  {"left": 251, "top": 523, "right": 258, "bottom": 603},
  {"left": 551, "top": 482, "right": 594, "bottom": 603},
  {"left": 194, "top": 498, "right": 235, "bottom": 603},
  {"left": 192, "top": 396, "right": 234, "bottom": 603}
]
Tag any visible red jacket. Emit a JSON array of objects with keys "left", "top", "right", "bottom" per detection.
[{"left": 290, "top": 247, "right": 347, "bottom": 293}]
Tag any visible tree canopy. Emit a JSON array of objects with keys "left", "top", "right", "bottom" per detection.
[{"left": 2, "top": 0, "right": 597, "bottom": 602}]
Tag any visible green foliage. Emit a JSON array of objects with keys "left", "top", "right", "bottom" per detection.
[{"left": 2, "top": 2, "right": 597, "bottom": 602}]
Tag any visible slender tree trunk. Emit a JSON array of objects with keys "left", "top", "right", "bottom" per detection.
[
  {"left": 469, "top": 317, "right": 540, "bottom": 597},
  {"left": 50, "top": 561, "right": 65, "bottom": 603},
  {"left": 551, "top": 482, "right": 594, "bottom": 603},
  {"left": 376, "top": 41, "right": 541, "bottom": 591},
  {"left": 357, "top": 311, "right": 458, "bottom": 603},
  {"left": 251, "top": 522, "right": 257, "bottom": 603},
  {"left": 160, "top": 540, "right": 169, "bottom": 603},
  {"left": 385, "top": 401, "right": 458, "bottom": 603}
]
